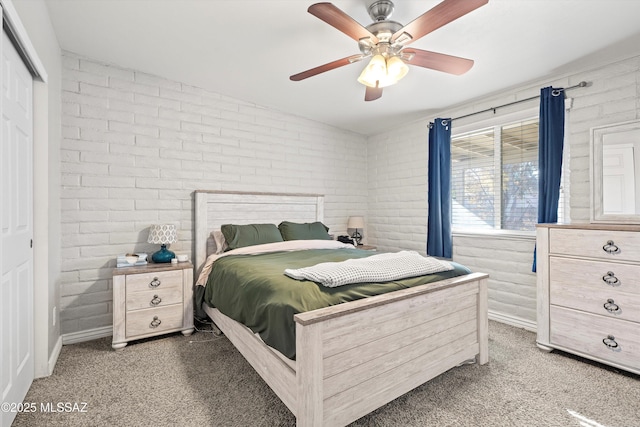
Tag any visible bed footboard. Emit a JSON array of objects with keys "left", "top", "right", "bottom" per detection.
[
  {"left": 205, "top": 272, "right": 488, "bottom": 427},
  {"left": 294, "top": 272, "right": 489, "bottom": 427}
]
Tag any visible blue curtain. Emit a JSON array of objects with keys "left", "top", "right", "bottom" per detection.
[
  {"left": 427, "top": 118, "right": 452, "bottom": 258},
  {"left": 533, "top": 86, "right": 565, "bottom": 271}
]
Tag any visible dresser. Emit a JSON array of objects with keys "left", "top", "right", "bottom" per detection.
[
  {"left": 112, "top": 262, "right": 194, "bottom": 350},
  {"left": 536, "top": 224, "right": 640, "bottom": 374}
]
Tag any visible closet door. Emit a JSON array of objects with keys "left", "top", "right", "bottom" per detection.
[{"left": 1, "top": 26, "right": 34, "bottom": 427}]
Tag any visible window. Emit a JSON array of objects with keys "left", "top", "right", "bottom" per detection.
[{"left": 451, "top": 117, "right": 540, "bottom": 232}]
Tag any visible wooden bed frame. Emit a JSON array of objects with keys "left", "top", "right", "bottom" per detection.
[{"left": 194, "top": 190, "right": 489, "bottom": 427}]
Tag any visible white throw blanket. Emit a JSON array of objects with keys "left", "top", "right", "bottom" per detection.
[{"left": 284, "top": 250, "right": 454, "bottom": 287}]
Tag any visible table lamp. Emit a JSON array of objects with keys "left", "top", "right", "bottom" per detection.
[
  {"left": 148, "top": 224, "right": 177, "bottom": 263},
  {"left": 347, "top": 216, "right": 365, "bottom": 245}
]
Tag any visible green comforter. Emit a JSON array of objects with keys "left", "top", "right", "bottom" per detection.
[{"left": 201, "top": 248, "right": 471, "bottom": 359}]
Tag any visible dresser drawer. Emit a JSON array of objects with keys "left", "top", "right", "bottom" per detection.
[
  {"left": 126, "top": 304, "right": 184, "bottom": 338},
  {"left": 126, "top": 287, "right": 183, "bottom": 311},
  {"left": 126, "top": 270, "right": 182, "bottom": 292},
  {"left": 550, "top": 306, "right": 640, "bottom": 371},
  {"left": 549, "top": 257, "right": 640, "bottom": 322},
  {"left": 549, "top": 257, "right": 640, "bottom": 295},
  {"left": 551, "top": 286, "right": 640, "bottom": 323},
  {"left": 549, "top": 228, "right": 640, "bottom": 262}
]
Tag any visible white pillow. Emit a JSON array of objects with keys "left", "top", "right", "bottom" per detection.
[{"left": 210, "top": 230, "right": 228, "bottom": 254}]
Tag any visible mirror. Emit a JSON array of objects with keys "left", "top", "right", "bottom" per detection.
[{"left": 591, "top": 119, "right": 640, "bottom": 223}]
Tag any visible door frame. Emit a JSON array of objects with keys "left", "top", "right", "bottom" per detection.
[{"left": 1, "top": 0, "right": 52, "bottom": 379}]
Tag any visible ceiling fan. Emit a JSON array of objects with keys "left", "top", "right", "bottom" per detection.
[{"left": 290, "top": 0, "right": 488, "bottom": 101}]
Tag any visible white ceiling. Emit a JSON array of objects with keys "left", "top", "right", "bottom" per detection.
[{"left": 44, "top": 0, "right": 640, "bottom": 136}]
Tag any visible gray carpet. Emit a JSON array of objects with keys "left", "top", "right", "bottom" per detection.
[{"left": 13, "top": 321, "right": 640, "bottom": 427}]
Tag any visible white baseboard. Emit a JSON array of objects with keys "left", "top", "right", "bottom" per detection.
[
  {"left": 34, "top": 335, "right": 63, "bottom": 379},
  {"left": 48, "top": 336, "right": 62, "bottom": 375},
  {"left": 488, "top": 310, "right": 537, "bottom": 332},
  {"left": 62, "top": 326, "right": 112, "bottom": 345}
]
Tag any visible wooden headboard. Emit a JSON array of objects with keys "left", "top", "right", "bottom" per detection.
[{"left": 194, "top": 190, "right": 324, "bottom": 273}]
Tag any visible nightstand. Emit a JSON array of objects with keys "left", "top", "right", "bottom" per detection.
[
  {"left": 357, "top": 245, "right": 377, "bottom": 251},
  {"left": 112, "top": 262, "right": 194, "bottom": 350}
]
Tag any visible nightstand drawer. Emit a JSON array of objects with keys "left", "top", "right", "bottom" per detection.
[
  {"left": 126, "top": 270, "right": 182, "bottom": 292},
  {"left": 126, "top": 305, "right": 183, "bottom": 337},
  {"left": 550, "top": 306, "right": 640, "bottom": 371},
  {"left": 126, "top": 287, "right": 183, "bottom": 311}
]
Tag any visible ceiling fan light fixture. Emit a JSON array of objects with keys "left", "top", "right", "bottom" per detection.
[
  {"left": 357, "top": 54, "right": 387, "bottom": 87},
  {"left": 357, "top": 54, "right": 408, "bottom": 88},
  {"left": 386, "top": 55, "right": 409, "bottom": 82}
]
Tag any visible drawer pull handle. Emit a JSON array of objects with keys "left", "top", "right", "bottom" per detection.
[
  {"left": 602, "top": 335, "right": 618, "bottom": 349},
  {"left": 150, "top": 295, "right": 162, "bottom": 306},
  {"left": 603, "top": 298, "right": 620, "bottom": 313},
  {"left": 150, "top": 316, "right": 162, "bottom": 328},
  {"left": 602, "top": 271, "right": 620, "bottom": 286},
  {"left": 149, "top": 277, "right": 161, "bottom": 288},
  {"left": 602, "top": 240, "right": 620, "bottom": 254}
]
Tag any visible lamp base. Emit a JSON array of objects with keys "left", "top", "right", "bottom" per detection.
[
  {"left": 151, "top": 245, "right": 175, "bottom": 263},
  {"left": 351, "top": 230, "right": 362, "bottom": 246}
]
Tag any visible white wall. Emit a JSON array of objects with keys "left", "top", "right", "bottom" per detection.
[
  {"left": 59, "top": 52, "right": 367, "bottom": 336},
  {"left": 368, "top": 54, "right": 640, "bottom": 329}
]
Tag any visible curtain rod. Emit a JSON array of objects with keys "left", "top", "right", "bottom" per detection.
[{"left": 449, "top": 81, "right": 589, "bottom": 123}]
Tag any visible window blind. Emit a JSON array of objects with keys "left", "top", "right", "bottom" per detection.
[{"left": 451, "top": 118, "right": 540, "bottom": 231}]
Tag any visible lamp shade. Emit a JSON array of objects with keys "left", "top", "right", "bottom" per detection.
[
  {"left": 386, "top": 56, "right": 409, "bottom": 82},
  {"left": 147, "top": 224, "right": 177, "bottom": 245},
  {"left": 357, "top": 54, "right": 387, "bottom": 88},
  {"left": 357, "top": 55, "right": 409, "bottom": 89},
  {"left": 347, "top": 216, "right": 365, "bottom": 229}
]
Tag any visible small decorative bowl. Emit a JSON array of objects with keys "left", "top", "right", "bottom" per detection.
[{"left": 124, "top": 253, "right": 139, "bottom": 265}]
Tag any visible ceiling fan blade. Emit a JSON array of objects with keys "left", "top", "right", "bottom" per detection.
[
  {"left": 392, "top": 0, "right": 488, "bottom": 45},
  {"left": 308, "top": 2, "right": 379, "bottom": 44},
  {"left": 404, "top": 48, "right": 474, "bottom": 75},
  {"left": 290, "top": 54, "right": 365, "bottom": 81},
  {"left": 364, "top": 85, "right": 383, "bottom": 102}
]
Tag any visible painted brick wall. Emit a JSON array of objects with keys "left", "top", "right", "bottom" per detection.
[
  {"left": 60, "top": 49, "right": 640, "bottom": 335},
  {"left": 368, "top": 54, "right": 640, "bottom": 328},
  {"left": 566, "top": 56, "right": 640, "bottom": 221},
  {"left": 60, "top": 52, "right": 367, "bottom": 335}
]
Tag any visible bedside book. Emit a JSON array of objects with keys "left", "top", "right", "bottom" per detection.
[{"left": 116, "top": 253, "right": 148, "bottom": 268}]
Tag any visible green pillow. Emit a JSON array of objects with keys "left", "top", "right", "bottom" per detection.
[
  {"left": 221, "top": 223, "right": 283, "bottom": 250},
  {"left": 278, "top": 221, "right": 331, "bottom": 241}
]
